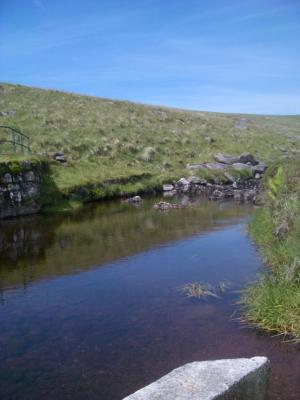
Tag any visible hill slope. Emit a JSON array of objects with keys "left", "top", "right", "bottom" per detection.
[{"left": 1, "top": 83, "right": 300, "bottom": 200}]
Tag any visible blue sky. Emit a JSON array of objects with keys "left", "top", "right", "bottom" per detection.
[{"left": 0, "top": 0, "right": 299, "bottom": 114}]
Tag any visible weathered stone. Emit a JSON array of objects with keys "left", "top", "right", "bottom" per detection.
[
  {"left": 1, "top": 173, "right": 12, "bottom": 184},
  {"left": 123, "top": 357, "right": 270, "bottom": 400},
  {"left": 175, "top": 178, "right": 190, "bottom": 192},
  {"left": 255, "top": 173, "right": 261, "bottom": 179},
  {"left": 188, "top": 176, "right": 207, "bottom": 185},
  {"left": 206, "top": 162, "right": 227, "bottom": 170},
  {"left": 253, "top": 163, "right": 267, "bottom": 174},
  {"left": 238, "top": 153, "right": 258, "bottom": 166},
  {"left": 186, "top": 163, "right": 206, "bottom": 170},
  {"left": 214, "top": 153, "right": 239, "bottom": 165},
  {"left": 24, "top": 171, "right": 35, "bottom": 182},
  {"left": 163, "top": 184, "right": 174, "bottom": 192},
  {"left": 232, "top": 163, "right": 253, "bottom": 174}
]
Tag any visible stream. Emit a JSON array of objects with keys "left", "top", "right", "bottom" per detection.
[{"left": 0, "top": 196, "right": 299, "bottom": 399}]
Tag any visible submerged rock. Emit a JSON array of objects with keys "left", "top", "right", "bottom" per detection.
[
  {"left": 124, "top": 195, "right": 142, "bottom": 203},
  {"left": 153, "top": 201, "right": 184, "bottom": 211}
]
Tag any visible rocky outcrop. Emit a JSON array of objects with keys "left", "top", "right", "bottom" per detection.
[
  {"left": 123, "top": 357, "right": 270, "bottom": 400},
  {"left": 169, "top": 154, "right": 267, "bottom": 203},
  {"left": 0, "top": 160, "right": 46, "bottom": 219}
]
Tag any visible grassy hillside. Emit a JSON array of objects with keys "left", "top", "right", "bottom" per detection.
[{"left": 1, "top": 82, "right": 300, "bottom": 202}]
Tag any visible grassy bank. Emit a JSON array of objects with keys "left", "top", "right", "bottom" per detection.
[
  {"left": 1, "top": 83, "right": 300, "bottom": 209},
  {"left": 243, "top": 159, "right": 300, "bottom": 341}
]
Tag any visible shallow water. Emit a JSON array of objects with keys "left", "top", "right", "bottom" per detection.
[{"left": 0, "top": 196, "right": 299, "bottom": 399}]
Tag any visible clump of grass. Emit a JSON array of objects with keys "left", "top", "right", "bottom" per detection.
[
  {"left": 140, "top": 146, "right": 156, "bottom": 162},
  {"left": 179, "top": 282, "right": 220, "bottom": 299},
  {"left": 244, "top": 159, "right": 300, "bottom": 341}
]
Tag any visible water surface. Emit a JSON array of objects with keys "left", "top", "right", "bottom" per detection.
[{"left": 0, "top": 196, "right": 299, "bottom": 399}]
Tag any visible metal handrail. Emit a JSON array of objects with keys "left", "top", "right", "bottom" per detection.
[{"left": 0, "top": 125, "right": 31, "bottom": 154}]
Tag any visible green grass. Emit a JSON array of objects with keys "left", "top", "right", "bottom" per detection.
[
  {"left": 243, "top": 159, "right": 300, "bottom": 341},
  {"left": 1, "top": 82, "right": 300, "bottom": 208}
]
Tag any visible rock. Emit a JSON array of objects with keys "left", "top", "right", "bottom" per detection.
[
  {"left": 124, "top": 195, "right": 142, "bottom": 203},
  {"left": 238, "top": 152, "right": 258, "bottom": 165},
  {"left": 0, "top": 109, "right": 16, "bottom": 117},
  {"left": 243, "top": 189, "right": 257, "bottom": 202},
  {"left": 163, "top": 184, "right": 174, "bottom": 192},
  {"left": 205, "top": 162, "right": 227, "bottom": 170},
  {"left": 255, "top": 173, "right": 261, "bottom": 179},
  {"left": 123, "top": 357, "right": 270, "bottom": 400},
  {"left": 24, "top": 171, "right": 35, "bottom": 182},
  {"left": 210, "top": 189, "right": 224, "bottom": 200},
  {"left": 153, "top": 201, "right": 184, "bottom": 211},
  {"left": 188, "top": 176, "right": 206, "bottom": 185},
  {"left": 49, "top": 151, "right": 67, "bottom": 164},
  {"left": 214, "top": 153, "right": 239, "bottom": 164},
  {"left": 153, "top": 201, "right": 173, "bottom": 211},
  {"left": 175, "top": 177, "right": 190, "bottom": 192},
  {"left": 232, "top": 163, "right": 253, "bottom": 174},
  {"left": 253, "top": 163, "right": 267, "bottom": 174},
  {"left": 1, "top": 173, "right": 12, "bottom": 184},
  {"left": 55, "top": 155, "right": 67, "bottom": 163},
  {"left": 186, "top": 163, "right": 206, "bottom": 170},
  {"left": 204, "top": 136, "right": 215, "bottom": 144}
]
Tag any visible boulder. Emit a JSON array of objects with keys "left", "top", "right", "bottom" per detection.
[
  {"left": 214, "top": 153, "right": 239, "bottom": 165},
  {"left": 123, "top": 357, "right": 270, "bottom": 400},
  {"left": 175, "top": 178, "right": 190, "bottom": 192}
]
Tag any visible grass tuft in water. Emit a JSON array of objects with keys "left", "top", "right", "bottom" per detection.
[{"left": 179, "top": 282, "right": 220, "bottom": 299}]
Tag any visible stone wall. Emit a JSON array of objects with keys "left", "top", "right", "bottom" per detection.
[{"left": 0, "top": 160, "right": 46, "bottom": 219}]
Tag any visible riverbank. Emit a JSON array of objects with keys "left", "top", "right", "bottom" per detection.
[{"left": 243, "top": 158, "right": 300, "bottom": 341}]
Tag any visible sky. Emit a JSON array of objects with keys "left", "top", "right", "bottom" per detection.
[{"left": 0, "top": 0, "right": 299, "bottom": 114}]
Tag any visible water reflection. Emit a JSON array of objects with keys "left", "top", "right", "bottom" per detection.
[{"left": 0, "top": 197, "right": 252, "bottom": 290}]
